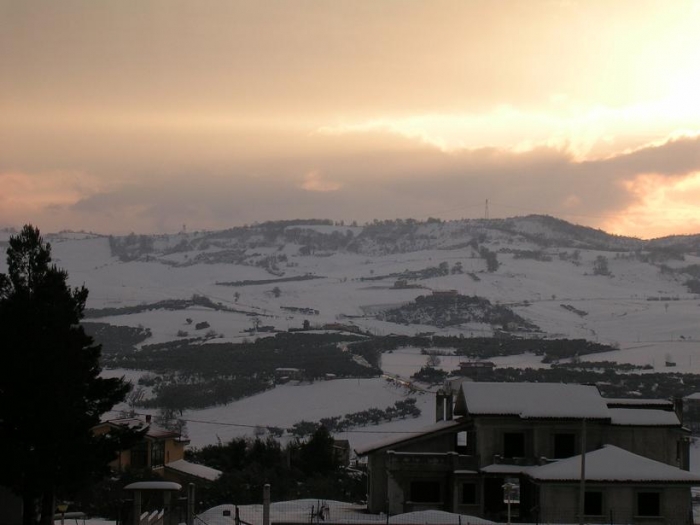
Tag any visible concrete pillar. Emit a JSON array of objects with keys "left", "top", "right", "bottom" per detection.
[
  {"left": 133, "top": 491, "right": 142, "bottom": 525},
  {"left": 163, "top": 492, "right": 171, "bottom": 525},
  {"left": 187, "top": 484, "right": 195, "bottom": 525},
  {"left": 263, "top": 484, "right": 271, "bottom": 525}
]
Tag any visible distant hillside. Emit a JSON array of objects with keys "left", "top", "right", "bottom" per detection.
[
  {"left": 487, "top": 215, "right": 645, "bottom": 250},
  {"left": 15, "top": 214, "right": 699, "bottom": 365},
  {"left": 105, "top": 215, "right": 695, "bottom": 265}
]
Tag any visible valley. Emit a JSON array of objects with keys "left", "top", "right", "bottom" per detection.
[{"left": 2, "top": 215, "right": 699, "bottom": 451}]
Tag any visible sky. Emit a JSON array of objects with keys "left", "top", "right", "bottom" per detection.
[{"left": 2, "top": 0, "right": 700, "bottom": 238}]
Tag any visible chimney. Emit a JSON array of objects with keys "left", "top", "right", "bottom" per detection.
[
  {"left": 435, "top": 390, "right": 454, "bottom": 422},
  {"left": 673, "top": 395, "right": 684, "bottom": 425}
]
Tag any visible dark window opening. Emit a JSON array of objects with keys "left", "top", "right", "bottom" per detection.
[
  {"left": 637, "top": 492, "right": 660, "bottom": 517},
  {"left": 462, "top": 483, "right": 477, "bottom": 505},
  {"left": 410, "top": 481, "right": 441, "bottom": 503},
  {"left": 584, "top": 491, "right": 603, "bottom": 516},
  {"left": 553, "top": 433, "right": 576, "bottom": 458},
  {"left": 131, "top": 442, "right": 148, "bottom": 469},
  {"left": 503, "top": 432, "right": 525, "bottom": 458},
  {"left": 151, "top": 440, "right": 165, "bottom": 467}
]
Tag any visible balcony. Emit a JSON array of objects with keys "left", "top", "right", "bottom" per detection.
[{"left": 386, "top": 451, "right": 479, "bottom": 472}]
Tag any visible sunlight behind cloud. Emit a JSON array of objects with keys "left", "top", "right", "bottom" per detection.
[
  {"left": 300, "top": 170, "right": 343, "bottom": 192},
  {"left": 317, "top": 93, "right": 700, "bottom": 162},
  {"left": 605, "top": 172, "right": 700, "bottom": 238}
]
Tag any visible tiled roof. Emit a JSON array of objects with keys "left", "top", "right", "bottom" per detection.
[
  {"left": 456, "top": 382, "right": 610, "bottom": 419},
  {"left": 354, "top": 419, "right": 462, "bottom": 456},
  {"left": 609, "top": 408, "right": 680, "bottom": 426},
  {"left": 527, "top": 445, "right": 700, "bottom": 483},
  {"left": 165, "top": 459, "right": 222, "bottom": 481}
]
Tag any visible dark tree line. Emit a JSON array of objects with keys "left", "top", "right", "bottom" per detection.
[
  {"left": 0, "top": 226, "right": 134, "bottom": 525},
  {"left": 186, "top": 427, "right": 364, "bottom": 510}
]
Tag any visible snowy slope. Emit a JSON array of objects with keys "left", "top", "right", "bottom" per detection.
[{"left": 3, "top": 218, "right": 700, "bottom": 450}]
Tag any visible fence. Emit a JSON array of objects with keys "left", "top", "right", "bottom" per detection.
[{"left": 192, "top": 500, "right": 698, "bottom": 525}]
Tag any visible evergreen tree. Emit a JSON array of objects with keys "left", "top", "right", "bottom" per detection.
[
  {"left": 0, "top": 225, "right": 132, "bottom": 525},
  {"left": 298, "top": 426, "right": 338, "bottom": 475}
]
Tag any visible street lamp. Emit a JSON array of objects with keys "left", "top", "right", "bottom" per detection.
[
  {"left": 502, "top": 482, "right": 517, "bottom": 525},
  {"left": 57, "top": 503, "right": 69, "bottom": 525}
]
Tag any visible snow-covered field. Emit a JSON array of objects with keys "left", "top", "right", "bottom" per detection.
[{"left": 3, "top": 220, "right": 700, "bottom": 454}]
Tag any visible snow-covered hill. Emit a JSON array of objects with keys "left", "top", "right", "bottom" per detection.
[{"left": 3, "top": 216, "right": 699, "bottom": 449}]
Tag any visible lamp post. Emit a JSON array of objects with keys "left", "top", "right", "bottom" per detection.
[
  {"left": 503, "top": 482, "right": 516, "bottom": 525},
  {"left": 57, "top": 503, "right": 69, "bottom": 525}
]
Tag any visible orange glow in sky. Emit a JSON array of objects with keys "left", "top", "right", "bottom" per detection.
[{"left": 1, "top": 0, "right": 700, "bottom": 237}]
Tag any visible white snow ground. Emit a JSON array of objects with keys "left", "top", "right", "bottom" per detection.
[{"left": 3, "top": 224, "right": 700, "bottom": 457}]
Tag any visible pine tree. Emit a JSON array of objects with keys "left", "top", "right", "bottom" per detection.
[{"left": 0, "top": 225, "right": 132, "bottom": 525}]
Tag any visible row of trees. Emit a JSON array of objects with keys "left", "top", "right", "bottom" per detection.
[
  {"left": 187, "top": 428, "right": 364, "bottom": 509},
  {"left": 0, "top": 226, "right": 134, "bottom": 525}
]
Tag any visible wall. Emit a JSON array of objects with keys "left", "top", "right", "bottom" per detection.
[
  {"left": 537, "top": 483, "right": 692, "bottom": 524},
  {"left": 472, "top": 418, "right": 608, "bottom": 462},
  {"left": 606, "top": 426, "right": 685, "bottom": 467}
]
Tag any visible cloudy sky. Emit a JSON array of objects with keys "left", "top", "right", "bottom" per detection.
[{"left": 2, "top": 0, "right": 700, "bottom": 238}]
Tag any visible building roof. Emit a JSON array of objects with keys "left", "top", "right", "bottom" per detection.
[
  {"left": 165, "top": 459, "right": 222, "bottom": 481},
  {"left": 609, "top": 408, "right": 680, "bottom": 426},
  {"left": 606, "top": 397, "right": 673, "bottom": 408},
  {"left": 527, "top": 445, "right": 700, "bottom": 483},
  {"left": 455, "top": 382, "right": 610, "bottom": 420},
  {"left": 354, "top": 419, "right": 463, "bottom": 456},
  {"left": 98, "top": 417, "right": 185, "bottom": 440},
  {"left": 480, "top": 464, "right": 534, "bottom": 475},
  {"left": 124, "top": 481, "right": 182, "bottom": 491}
]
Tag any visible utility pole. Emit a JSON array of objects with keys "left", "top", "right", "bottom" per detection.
[{"left": 578, "top": 418, "right": 587, "bottom": 525}]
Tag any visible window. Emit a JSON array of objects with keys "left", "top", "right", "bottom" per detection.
[
  {"left": 584, "top": 491, "right": 603, "bottom": 516},
  {"left": 553, "top": 433, "right": 576, "bottom": 458},
  {"left": 503, "top": 432, "right": 525, "bottom": 458},
  {"left": 457, "top": 431, "right": 467, "bottom": 448},
  {"left": 637, "top": 492, "right": 661, "bottom": 517},
  {"left": 461, "top": 483, "right": 477, "bottom": 505},
  {"left": 456, "top": 431, "right": 476, "bottom": 455},
  {"left": 130, "top": 442, "right": 148, "bottom": 468},
  {"left": 151, "top": 440, "right": 165, "bottom": 467},
  {"left": 410, "top": 481, "right": 441, "bottom": 503}
]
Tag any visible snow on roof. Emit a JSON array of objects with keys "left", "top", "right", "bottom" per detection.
[
  {"left": 527, "top": 445, "right": 700, "bottom": 483},
  {"left": 165, "top": 459, "right": 222, "bottom": 481},
  {"left": 199, "top": 500, "right": 494, "bottom": 525},
  {"left": 124, "top": 481, "right": 182, "bottom": 491},
  {"left": 480, "top": 464, "right": 534, "bottom": 475},
  {"left": 457, "top": 382, "right": 610, "bottom": 420},
  {"left": 354, "top": 419, "right": 462, "bottom": 456},
  {"left": 609, "top": 408, "right": 680, "bottom": 426},
  {"left": 606, "top": 398, "right": 673, "bottom": 407},
  {"left": 102, "top": 417, "right": 181, "bottom": 439},
  {"left": 101, "top": 417, "right": 146, "bottom": 430},
  {"left": 388, "top": 510, "right": 495, "bottom": 525}
]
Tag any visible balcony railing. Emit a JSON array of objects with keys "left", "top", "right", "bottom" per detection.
[{"left": 386, "top": 451, "right": 479, "bottom": 472}]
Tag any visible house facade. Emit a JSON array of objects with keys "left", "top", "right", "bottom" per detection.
[
  {"left": 356, "top": 382, "right": 697, "bottom": 524},
  {"left": 93, "top": 416, "right": 221, "bottom": 483}
]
